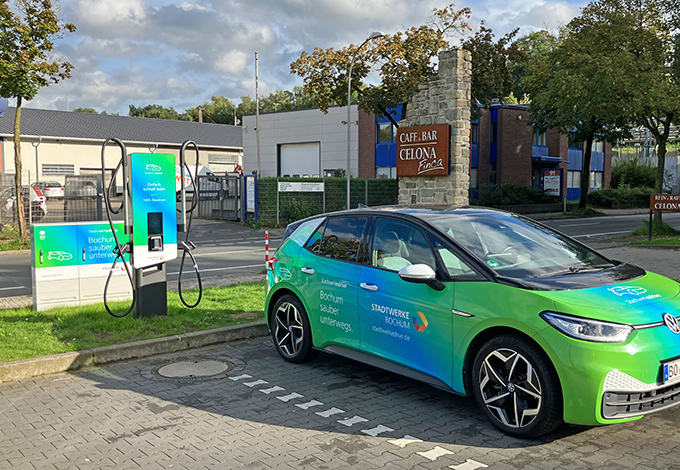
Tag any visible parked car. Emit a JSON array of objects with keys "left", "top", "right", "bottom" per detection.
[
  {"left": 265, "top": 207, "right": 680, "bottom": 438},
  {"left": 64, "top": 180, "right": 98, "bottom": 199},
  {"left": 32, "top": 181, "right": 64, "bottom": 200},
  {"left": 0, "top": 185, "right": 48, "bottom": 222}
]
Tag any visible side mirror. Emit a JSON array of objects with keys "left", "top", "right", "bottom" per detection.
[{"left": 398, "top": 264, "right": 445, "bottom": 291}]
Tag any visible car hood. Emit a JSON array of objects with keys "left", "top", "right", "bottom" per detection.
[{"left": 541, "top": 272, "right": 680, "bottom": 325}]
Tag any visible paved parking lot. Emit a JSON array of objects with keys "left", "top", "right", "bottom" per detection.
[{"left": 2, "top": 337, "right": 680, "bottom": 470}]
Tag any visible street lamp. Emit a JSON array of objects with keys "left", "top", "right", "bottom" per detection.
[{"left": 346, "top": 31, "right": 384, "bottom": 210}]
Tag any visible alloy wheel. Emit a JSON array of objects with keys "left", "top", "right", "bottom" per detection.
[
  {"left": 478, "top": 348, "right": 543, "bottom": 429},
  {"left": 273, "top": 301, "right": 305, "bottom": 357}
]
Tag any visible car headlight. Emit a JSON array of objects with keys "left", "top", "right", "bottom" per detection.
[{"left": 540, "top": 312, "right": 633, "bottom": 343}]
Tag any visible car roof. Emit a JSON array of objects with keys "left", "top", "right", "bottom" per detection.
[{"left": 304, "top": 206, "right": 509, "bottom": 221}]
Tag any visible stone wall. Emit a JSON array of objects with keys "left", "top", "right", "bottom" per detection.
[{"left": 398, "top": 48, "right": 472, "bottom": 207}]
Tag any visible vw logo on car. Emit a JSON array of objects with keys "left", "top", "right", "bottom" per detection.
[{"left": 265, "top": 207, "right": 680, "bottom": 438}]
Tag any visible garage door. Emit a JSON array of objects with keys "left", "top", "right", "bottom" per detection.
[{"left": 280, "top": 143, "right": 320, "bottom": 177}]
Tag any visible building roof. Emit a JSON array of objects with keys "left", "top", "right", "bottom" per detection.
[{"left": 0, "top": 107, "right": 242, "bottom": 149}]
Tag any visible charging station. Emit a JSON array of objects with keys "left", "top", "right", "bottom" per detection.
[{"left": 100, "top": 138, "right": 202, "bottom": 319}]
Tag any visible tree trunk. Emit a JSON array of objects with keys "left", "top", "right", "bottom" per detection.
[
  {"left": 13, "top": 96, "right": 27, "bottom": 240},
  {"left": 579, "top": 134, "right": 594, "bottom": 209},
  {"left": 654, "top": 134, "right": 667, "bottom": 226}
]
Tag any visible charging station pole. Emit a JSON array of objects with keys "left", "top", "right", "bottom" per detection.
[{"left": 129, "top": 153, "right": 178, "bottom": 318}]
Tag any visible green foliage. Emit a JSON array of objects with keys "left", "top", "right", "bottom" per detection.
[
  {"left": 631, "top": 235, "right": 680, "bottom": 246},
  {"left": 508, "top": 30, "right": 559, "bottom": 99},
  {"left": 473, "top": 184, "right": 558, "bottom": 206},
  {"left": 282, "top": 197, "right": 315, "bottom": 223},
  {"left": 462, "top": 23, "right": 519, "bottom": 120},
  {"left": 128, "top": 104, "right": 189, "bottom": 120},
  {"left": 72, "top": 107, "right": 98, "bottom": 113},
  {"left": 611, "top": 161, "right": 657, "bottom": 188},
  {"left": 587, "top": 186, "right": 654, "bottom": 208},
  {"left": 333, "top": 168, "right": 346, "bottom": 178},
  {"left": 630, "top": 220, "right": 680, "bottom": 238}
]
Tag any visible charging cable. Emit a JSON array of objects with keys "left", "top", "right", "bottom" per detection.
[
  {"left": 177, "top": 140, "right": 203, "bottom": 308},
  {"left": 101, "top": 138, "right": 136, "bottom": 317}
]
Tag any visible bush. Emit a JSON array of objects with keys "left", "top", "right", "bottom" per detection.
[
  {"left": 473, "top": 184, "right": 559, "bottom": 206},
  {"left": 611, "top": 160, "right": 657, "bottom": 189},
  {"left": 588, "top": 186, "right": 654, "bottom": 208},
  {"left": 282, "top": 197, "right": 314, "bottom": 222}
]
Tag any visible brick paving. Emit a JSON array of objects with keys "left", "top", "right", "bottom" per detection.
[{"left": 2, "top": 337, "right": 680, "bottom": 470}]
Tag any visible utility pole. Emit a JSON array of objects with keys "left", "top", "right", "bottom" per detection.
[
  {"left": 255, "top": 52, "right": 261, "bottom": 177},
  {"left": 198, "top": 106, "right": 203, "bottom": 123}
]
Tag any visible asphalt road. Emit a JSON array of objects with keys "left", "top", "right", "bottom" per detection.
[{"left": 2, "top": 212, "right": 680, "bottom": 299}]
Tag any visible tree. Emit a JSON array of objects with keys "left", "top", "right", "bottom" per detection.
[
  {"left": 461, "top": 23, "right": 519, "bottom": 119},
  {"left": 0, "top": 0, "right": 75, "bottom": 239},
  {"left": 507, "top": 30, "right": 559, "bottom": 99},
  {"left": 571, "top": 0, "right": 679, "bottom": 223},
  {"left": 291, "top": 4, "right": 471, "bottom": 125},
  {"left": 522, "top": 20, "right": 630, "bottom": 208},
  {"left": 186, "top": 95, "right": 238, "bottom": 125},
  {"left": 128, "top": 104, "right": 188, "bottom": 120},
  {"left": 73, "top": 107, "right": 98, "bottom": 113}
]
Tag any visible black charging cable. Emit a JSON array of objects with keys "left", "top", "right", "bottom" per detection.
[
  {"left": 177, "top": 140, "right": 202, "bottom": 308},
  {"left": 101, "top": 138, "right": 136, "bottom": 318}
]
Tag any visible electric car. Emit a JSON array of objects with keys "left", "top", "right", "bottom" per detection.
[
  {"left": 48, "top": 251, "right": 73, "bottom": 261},
  {"left": 264, "top": 207, "right": 680, "bottom": 438}
]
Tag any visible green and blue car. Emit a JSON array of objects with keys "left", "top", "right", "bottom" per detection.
[{"left": 264, "top": 208, "right": 680, "bottom": 437}]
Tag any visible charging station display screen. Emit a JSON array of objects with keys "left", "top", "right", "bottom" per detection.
[{"left": 130, "top": 153, "right": 177, "bottom": 268}]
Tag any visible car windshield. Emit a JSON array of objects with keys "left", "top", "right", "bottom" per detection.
[{"left": 422, "top": 211, "right": 613, "bottom": 278}]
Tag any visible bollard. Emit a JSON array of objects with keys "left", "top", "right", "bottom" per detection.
[{"left": 265, "top": 230, "right": 269, "bottom": 270}]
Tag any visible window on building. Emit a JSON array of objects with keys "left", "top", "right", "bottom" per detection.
[
  {"left": 376, "top": 167, "right": 396, "bottom": 179},
  {"left": 591, "top": 141, "right": 604, "bottom": 153},
  {"left": 568, "top": 132, "right": 581, "bottom": 150},
  {"left": 590, "top": 171, "right": 603, "bottom": 190},
  {"left": 42, "top": 164, "right": 75, "bottom": 175},
  {"left": 471, "top": 124, "right": 479, "bottom": 144},
  {"left": 533, "top": 127, "right": 547, "bottom": 146},
  {"left": 378, "top": 123, "right": 395, "bottom": 142},
  {"left": 567, "top": 170, "right": 582, "bottom": 189},
  {"left": 490, "top": 162, "right": 497, "bottom": 186},
  {"left": 470, "top": 168, "right": 478, "bottom": 189},
  {"left": 490, "top": 122, "right": 498, "bottom": 143}
]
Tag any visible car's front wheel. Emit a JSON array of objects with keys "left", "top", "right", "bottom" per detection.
[
  {"left": 471, "top": 334, "right": 562, "bottom": 438},
  {"left": 271, "top": 294, "right": 317, "bottom": 364}
]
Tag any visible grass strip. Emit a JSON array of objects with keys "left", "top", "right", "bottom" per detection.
[
  {"left": 631, "top": 236, "right": 680, "bottom": 246},
  {"left": 0, "top": 281, "right": 265, "bottom": 363}
]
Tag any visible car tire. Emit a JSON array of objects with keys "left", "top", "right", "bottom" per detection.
[
  {"left": 270, "top": 294, "right": 318, "bottom": 364},
  {"left": 471, "top": 334, "right": 563, "bottom": 438}
]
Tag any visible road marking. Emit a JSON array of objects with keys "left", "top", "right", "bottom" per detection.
[
  {"left": 296, "top": 400, "right": 323, "bottom": 410},
  {"left": 243, "top": 379, "right": 268, "bottom": 387},
  {"left": 167, "top": 264, "right": 262, "bottom": 276},
  {"left": 315, "top": 407, "right": 345, "bottom": 418},
  {"left": 228, "top": 374, "right": 252, "bottom": 381},
  {"left": 572, "top": 230, "right": 631, "bottom": 238},
  {"left": 277, "top": 392, "right": 304, "bottom": 402},
  {"left": 0, "top": 286, "right": 25, "bottom": 291},
  {"left": 449, "top": 459, "right": 489, "bottom": 470},
  {"left": 555, "top": 222, "right": 600, "bottom": 227},
  {"left": 417, "top": 446, "right": 455, "bottom": 461},
  {"left": 260, "top": 386, "right": 285, "bottom": 394},
  {"left": 360, "top": 425, "right": 394, "bottom": 437},
  {"left": 337, "top": 416, "right": 368, "bottom": 427},
  {"left": 388, "top": 435, "right": 423, "bottom": 448},
  {"left": 193, "top": 249, "right": 259, "bottom": 257}
]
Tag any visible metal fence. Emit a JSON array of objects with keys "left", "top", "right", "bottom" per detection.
[{"left": 196, "top": 174, "right": 242, "bottom": 221}]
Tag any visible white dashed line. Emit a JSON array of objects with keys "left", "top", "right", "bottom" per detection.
[
  {"left": 337, "top": 416, "right": 369, "bottom": 427},
  {"left": 360, "top": 425, "right": 394, "bottom": 437},
  {"left": 417, "top": 446, "right": 455, "bottom": 461},
  {"left": 243, "top": 379, "right": 268, "bottom": 387},
  {"left": 277, "top": 392, "right": 304, "bottom": 402},
  {"left": 296, "top": 400, "right": 324, "bottom": 410},
  {"left": 449, "top": 459, "right": 489, "bottom": 470},
  {"left": 228, "top": 374, "right": 252, "bottom": 381},
  {"left": 315, "top": 407, "right": 345, "bottom": 418},
  {"left": 388, "top": 435, "right": 423, "bottom": 448},
  {"left": 260, "top": 386, "right": 285, "bottom": 394}
]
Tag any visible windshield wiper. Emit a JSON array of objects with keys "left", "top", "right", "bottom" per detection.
[{"left": 550, "top": 264, "right": 614, "bottom": 276}]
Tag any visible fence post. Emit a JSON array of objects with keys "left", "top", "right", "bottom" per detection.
[
  {"left": 365, "top": 179, "right": 368, "bottom": 206},
  {"left": 323, "top": 178, "right": 326, "bottom": 214},
  {"left": 276, "top": 177, "right": 280, "bottom": 226}
]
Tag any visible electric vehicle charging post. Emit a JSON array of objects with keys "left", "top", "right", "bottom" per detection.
[{"left": 100, "top": 138, "right": 202, "bottom": 319}]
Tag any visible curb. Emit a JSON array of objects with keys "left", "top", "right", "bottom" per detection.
[
  {"left": 0, "top": 249, "right": 30, "bottom": 255},
  {"left": 0, "top": 321, "right": 269, "bottom": 383},
  {"left": 628, "top": 245, "right": 680, "bottom": 250}
]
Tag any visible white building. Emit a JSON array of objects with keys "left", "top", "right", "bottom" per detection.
[{"left": 242, "top": 105, "right": 359, "bottom": 177}]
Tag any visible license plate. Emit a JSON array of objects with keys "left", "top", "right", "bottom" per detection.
[{"left": 663, "top": 359, "right": 680, "bottom": 384}]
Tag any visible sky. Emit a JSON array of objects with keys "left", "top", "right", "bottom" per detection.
[{"left": 19, "top": 0, "right": 585, "bottom": 115}]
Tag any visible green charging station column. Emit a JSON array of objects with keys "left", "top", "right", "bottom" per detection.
[{"left": 129, "top": 153, "right": 178, "bottom": 318}]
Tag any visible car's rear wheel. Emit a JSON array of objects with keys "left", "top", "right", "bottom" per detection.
[
  {"left": 472, "top": 334, "right": 562, "bottom": 438},
  {"left": 271, "top": 294, "right": 317, "bottom": 363}
]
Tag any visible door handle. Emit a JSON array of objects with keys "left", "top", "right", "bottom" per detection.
[
  {"left": 360, "top": 283, "right": 378, "bottom": 292},
  {"left": 301, "top": 267, "right": 315, "bottom": 275}
]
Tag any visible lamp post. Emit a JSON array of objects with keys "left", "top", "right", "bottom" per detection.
[{"left": 346, "top": 31, "right": 384, "bottom": 210}]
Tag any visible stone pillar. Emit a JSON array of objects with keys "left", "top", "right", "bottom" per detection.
[{"left": 398, "top": 48, "right": 472, "bottom": 207}]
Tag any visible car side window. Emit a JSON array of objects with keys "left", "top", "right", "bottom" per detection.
[
  {"left": 305, "top": 221, "right": 326, "bottom": 254},
  {"left": 371, "top": 218, "right": 436, "bottom": 272},
  {"left": 431, "top": 237, "right": 479, "bottom": 280},
  {"left": 316, "top": 217, "right": 368, "bottom": 262}
]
